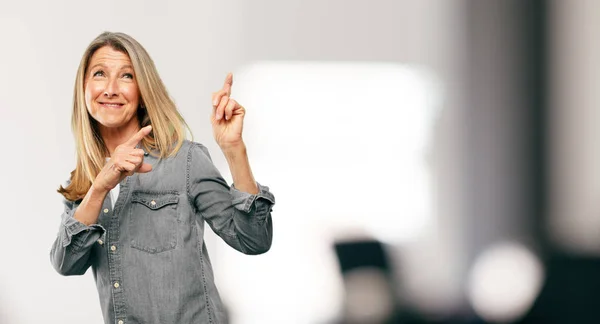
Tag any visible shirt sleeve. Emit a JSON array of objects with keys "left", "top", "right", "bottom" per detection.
[
  {"left": 186, "top": 142, "right": 275, "bottom": 255},
  {"left": 50, "top": 197, "right": 105, "bottom": 276}
]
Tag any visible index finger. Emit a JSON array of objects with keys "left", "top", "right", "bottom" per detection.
[
  {"left": 125, "top": 125, "right": 152, "bottom": 147},
  {"left": 222, "top": 72, "right": 233, "bottom": 96}
]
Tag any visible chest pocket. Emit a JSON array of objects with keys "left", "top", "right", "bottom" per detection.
[{"left": 129, "top": 191, "right": 179, "bottom": 254}]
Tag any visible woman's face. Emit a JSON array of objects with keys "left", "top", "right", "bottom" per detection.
[{"left": 84, "top": 46, "right": 140, "bottom": 131}]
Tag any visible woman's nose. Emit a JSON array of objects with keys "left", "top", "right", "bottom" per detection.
[{"left": 103, "top": 78, "right": 119, "bottom": 97}]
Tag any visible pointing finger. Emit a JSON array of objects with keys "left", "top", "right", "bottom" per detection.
[
  {"left": 222, "top": 73, "right": 233, "bottom": 96},
  {"left": 125, "top": 125, "right": 152, "bottom": 147}
]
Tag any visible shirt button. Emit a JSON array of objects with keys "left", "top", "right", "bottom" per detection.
[
  {"left": 97, "top": 239, "right": 103, "bottom": 245},
  {"left": 118, "top": 320, "right": 124, "bottom": 324},
  {"left": 114, "top": 282, "right": 120, "bottom": 289},
  {"left": 150, "top": 200, "right": 156, "bottom": 206},
  {"left": 111, "top": 245, "right": 117, "bottom": 251},
  {"left": 103, "top": 208, "right": 109, "bottom": 214}
]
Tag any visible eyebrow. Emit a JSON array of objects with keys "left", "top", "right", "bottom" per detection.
[{"left": 88, "top": 63, "right": 134, "bottom": 71}]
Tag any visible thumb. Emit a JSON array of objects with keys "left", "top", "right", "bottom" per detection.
[{"left": 137, "top": 163, "right": 153, "bottom": 173}]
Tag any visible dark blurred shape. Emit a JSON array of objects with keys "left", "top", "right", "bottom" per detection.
[
  {"left": 333, "top": 239, "right": 399, "bottom": 324},
  {"left": 517, "top": 253, "right": 600, "bottom": 324},
  {"left": 335, "top": 240, "right": 391, "bottom": 274}
]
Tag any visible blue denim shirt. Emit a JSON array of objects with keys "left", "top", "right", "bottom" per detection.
[{"left": 50, "top": 140, "right": 275, "bottom": 324}]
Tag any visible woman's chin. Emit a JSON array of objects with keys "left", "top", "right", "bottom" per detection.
[{"left": 95, "top": 119, "right": 130, "bottom": 130}]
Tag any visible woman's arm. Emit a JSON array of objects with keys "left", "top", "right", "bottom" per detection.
[
  {"left": 50, "top": 196, "right": 105, "bottom": 276},
  {"left": 73, "top": 185, "right": 109, "bottom": 225},
  {"left": 198, "top": 73, "right": 274, "bottom": 253},
  {"left": 187, "top": 143, "right": 275, "bottom": 255},
  {"left": 222, "top": 143, "right": 259, "bottom": 195},
  {"left": 50, "top": 126, "right": 154, "bottom": 275}
]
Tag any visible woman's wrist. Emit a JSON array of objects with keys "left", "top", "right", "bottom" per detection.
[
  {"left": 220, "top": 140, "right": 246, "bottom": 157},
  {"left": 221, "top": 142, "right": 247, "bottom": 161},
  {"left": 91, "top": 180, "right": 111, "bottom": 197}
]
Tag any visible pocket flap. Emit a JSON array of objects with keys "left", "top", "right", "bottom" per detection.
[{"left": 131, "top": 191, "right": 179, "bottom": 210}]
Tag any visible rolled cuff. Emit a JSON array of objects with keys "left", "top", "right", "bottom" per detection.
[
  {"left": 230, "top": 182, "right": 275, "bottom": 213},
  {"left": 61, "top": 207, "right": 105, "bottom": 249}
]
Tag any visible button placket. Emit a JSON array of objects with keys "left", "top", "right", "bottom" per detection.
[{"left": 107, "top": 177, "right": 128, "bottom": 320}]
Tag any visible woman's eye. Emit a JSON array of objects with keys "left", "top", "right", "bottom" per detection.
[
  {"left": 123, "top": 73, "right": 134, "bottom": 79},
  {"left": 93, "top": 70, "right": 104, "bottom": 77}
]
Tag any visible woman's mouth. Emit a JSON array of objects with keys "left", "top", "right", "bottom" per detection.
[{"left": 99, "top": 102, "right": 125, "bottom": 109}]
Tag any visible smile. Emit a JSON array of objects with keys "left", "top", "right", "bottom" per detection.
[{"left": 99, "top": 102, "right": 125, "bottom": 109}]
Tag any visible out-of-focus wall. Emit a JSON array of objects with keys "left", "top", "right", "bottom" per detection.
[{"left": 548, "top": 0, "right": 600, "bottom": 255}]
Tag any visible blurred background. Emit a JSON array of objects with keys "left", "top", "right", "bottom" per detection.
[{"left": 1, "top": 0, "right": 600, "bottom": 323}]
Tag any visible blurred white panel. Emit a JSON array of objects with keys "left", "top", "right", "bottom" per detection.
[{"left": 235, "top": 61, "right": 441, "bottom": 243}]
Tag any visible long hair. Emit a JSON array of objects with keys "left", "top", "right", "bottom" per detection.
[{"left": 58, "top": 31, "right": 190, "bottom": 201}]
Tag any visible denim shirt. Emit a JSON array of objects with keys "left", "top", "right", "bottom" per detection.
[{"left": 50, "top": 140, "right": 275, "bottom": 324}]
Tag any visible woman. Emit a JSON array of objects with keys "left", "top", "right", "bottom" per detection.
[{"left": 50, "top": 32, "right": 275, "bottom": 324}]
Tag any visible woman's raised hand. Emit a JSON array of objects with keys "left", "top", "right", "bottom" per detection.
[{"left": 211, "top": 73, "right": 246, "bottom": 151}]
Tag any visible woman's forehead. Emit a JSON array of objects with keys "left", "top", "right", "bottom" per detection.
[{"left": 89, "top": 46, "right": 132, "bottom": 69}]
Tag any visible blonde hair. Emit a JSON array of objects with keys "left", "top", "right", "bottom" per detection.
[{"left": 58, "top": 31, "right": 190, "bottom": 201}]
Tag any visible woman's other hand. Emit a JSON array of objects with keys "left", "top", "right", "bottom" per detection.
[
  {"left": 211, "top": 73, "right": 246, "bottom": 151},
  {"left": 94, "top": 125, "right": 153, "bottom": 192}
]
